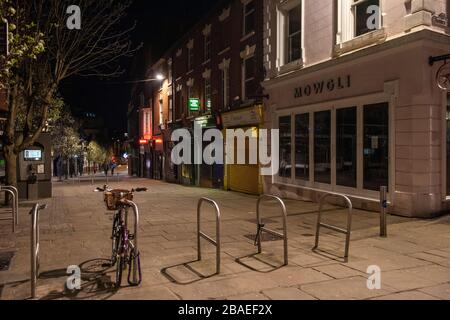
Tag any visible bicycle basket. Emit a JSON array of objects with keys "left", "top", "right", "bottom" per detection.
[{"left": 104, "top": 189, "right": 134, "bottom": 211}]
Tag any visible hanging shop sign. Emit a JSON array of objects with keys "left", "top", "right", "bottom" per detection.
[
  {"left": 188, "top": 98, "right": 201, "bottom": 111},
  {"left": 294, "top": 75, "right": 351, "bottom": 99},
  {"left": 221, "top": 105, "right": 262, "bottom": 128}
]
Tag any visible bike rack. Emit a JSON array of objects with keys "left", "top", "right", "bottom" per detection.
[
  {"left": 124, "top": 200, "right": 140, "bottom": 284},
  {"left": 30, "top": 203, "right": 47, "bottom": 299},
  {"left": 313, "top": 192, "right": 353, "bottom": 262},
  {"left": 197, "top": 198, "right": 221, "bottom": 274},
  {"left": 255, "top": 195, "right": 288, "bottom": 266},
  {"left": 0, "top": 186, "right": 18, "bottom": 233}
]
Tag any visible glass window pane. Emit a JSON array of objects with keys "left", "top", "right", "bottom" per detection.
[
  {"left": 279, "top": 116, "right": 292, "bottom": 178},
  {"left": 286, "top": 5, "right": 302, "bottom": 63},
  {"left": 363, "top": 102, "right": 389, "bottom": 191},
  {"left": 355, "top": 0, "right": 380, "bottom": 37},
  {"left": 245, "top": 57, "right": 255, "bottom": 79},
  {"left": 336, "top": 107, "right": 357, "bottom": 188},
  {"left": 314, "top": 111, "right": 331, "bottom": 184},
  {"left": 288, "top": 5, "right": 301, "bottom": 35},
  {"left": 295, "top": 113, "right": 309, "bottom": 180},
  {"left": 244, "top": 1, "right": 256, "bottom": 35},
  {"left": 288, "top": 34, "right": 301, "bottom": 62}
]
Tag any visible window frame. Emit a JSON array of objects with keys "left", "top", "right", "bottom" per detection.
[
  {"left": 285, "top": 3, "right": 303, "bottom": 64},
  {"left": 277, "top": 0, "right": 304, "bottom": 68},
  {"left": 353, "top": 0, "right": 381, "bottom": 37},
  {"left": 243, "top": 0, "right": 256, "bottom": 36},
  {"left": 168, "top": 95, "right": 173, "bottom": 123},
  {"left": 274, "top": 93, "right": 394, "bottom": 201},
  {"left": 242, "top": 55, "right": 256, "bottom": 100},
  {"left": 187, "top": 41, "right": 194, "bottom": 72},
  {"left": 204, "top": 33, "right": 211, "bottom": 62},
  {"left": 159, "top": 98, "right": 164, "bottom": 126},
  {"left": 222, "top": 67, "right": 230, "bottom": 109},
  {"left": 204, "top": 77, "right": 212, "bottom": 113},
  {"left": 336, "top": 0, "right": 383, "bottom": 44}
]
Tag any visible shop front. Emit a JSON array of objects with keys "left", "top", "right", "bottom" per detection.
[
  {"left": 152, "top": 135, "right": 164, "bottom": 181},
  {"left": 222, "top": 104, "right": 263, "bottom": 195},
  {"left": 263, "top": 33, "right": 450, "bottom": 218}
]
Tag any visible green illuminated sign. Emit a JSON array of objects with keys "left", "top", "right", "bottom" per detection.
[{"left": 188, "top": 98, "right": 200, "bottom": 111}]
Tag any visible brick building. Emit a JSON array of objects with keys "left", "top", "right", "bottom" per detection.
[{"left": 136, "top": 0, "right": 266, "bottom": 193}]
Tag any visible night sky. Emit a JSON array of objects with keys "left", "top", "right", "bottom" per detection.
[{"left": 61, "top": 0, "right": 221, "bottom": 140}]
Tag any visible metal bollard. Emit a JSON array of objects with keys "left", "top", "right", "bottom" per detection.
[
  {"left": 30, "top": 203, "right": 47, "bottom": 299},
  {"left": 380, "top": 186, "right": 388, "bottom": 238},
  {"left": 197, "top": 198, "right": 221, "bottom": 274}
]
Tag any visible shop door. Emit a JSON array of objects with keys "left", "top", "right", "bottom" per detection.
[{"left": 227, "top": 127, "right": 260, "bottom": 195}]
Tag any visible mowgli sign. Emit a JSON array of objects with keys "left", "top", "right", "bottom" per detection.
[{"left": 294, "top": 75, "right": 351, "bottom": 99}]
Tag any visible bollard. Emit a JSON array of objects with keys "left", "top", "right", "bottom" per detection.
[
  {"left": 30, "top": 203, "right": 47, "bottom": 299},
  {"left": 380, "top": 186, "right": 388, "bottom": 237}
]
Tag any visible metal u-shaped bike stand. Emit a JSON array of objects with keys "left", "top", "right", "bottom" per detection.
[
  {"left": 197, "top": 198, "right": 221, "bottom": 274},
  {"left": 255, "top": 195, "right": 288, "bottom": 266},
  {"left": 313, "top": 192, "right": 353, "bottom": 262},
  {"left": 124, "top": 200, "right": 140, "bottom": 284},
  {"left": 30, "top": 203, "right": 47, "bottom": 299},
  {"left": 0, "top": 186, "right": 19, "bottom": 233}
]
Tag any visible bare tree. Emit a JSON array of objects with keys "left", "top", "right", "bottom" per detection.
[{"left": 0, "top": 0, "right": 138, "bottom": 186}]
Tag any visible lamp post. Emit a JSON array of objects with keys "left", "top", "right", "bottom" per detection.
[{"left": 122, "top": 74, "right": 165, "bottom": 84}]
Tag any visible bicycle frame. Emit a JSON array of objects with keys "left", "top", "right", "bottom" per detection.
[{"left": 110, "top": 201, "right": 141, "bottom": 287}]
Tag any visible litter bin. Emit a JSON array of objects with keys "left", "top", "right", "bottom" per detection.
[{"left": 27, "top": 173, "right": 38, "bottom": 201}]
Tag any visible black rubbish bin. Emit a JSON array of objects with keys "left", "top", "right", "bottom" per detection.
[{"left": 27, "top": 173, "right": 38, "bottom": 200}]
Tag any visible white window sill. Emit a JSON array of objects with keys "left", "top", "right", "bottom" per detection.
[
  {"left": 240, "top": 31, "right": 255, "bottom": 42},
  {"left": 334, "top": 28, "right": 387, "bottom": 56},
  {"left": 278, "top": 59, "right": 304, "bottom": 75}
]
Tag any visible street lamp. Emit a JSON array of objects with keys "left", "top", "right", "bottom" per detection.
[{"left": 123, "top": 74, "right": 165, "bottom": 84}]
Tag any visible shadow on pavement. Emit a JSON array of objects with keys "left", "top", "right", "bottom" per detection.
[
  {"left": 235, "top": 253, "right": 284, "bottom": 273},
  {"left": 161, "top": 260, "right": 218, "bottom": 285},
  {"left": 311, "top": 248, "right": 347, "bottom": 263}
]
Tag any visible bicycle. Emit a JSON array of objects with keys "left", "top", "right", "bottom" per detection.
[{"left": 96, "top": 185, "right": 147, "bottom": 288}]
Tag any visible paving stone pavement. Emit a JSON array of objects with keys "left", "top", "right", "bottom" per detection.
[{"left": 0, "top": 177, "right": 449, "bottom": 300}]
